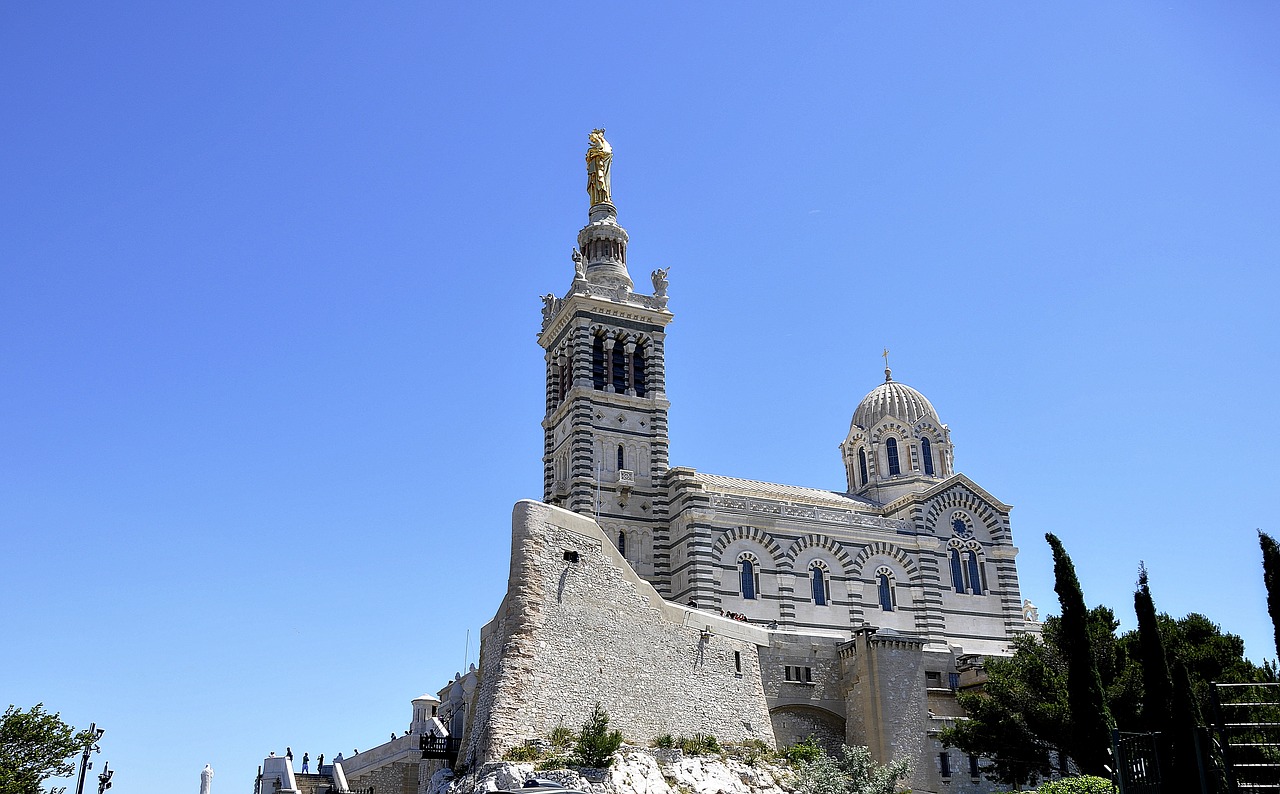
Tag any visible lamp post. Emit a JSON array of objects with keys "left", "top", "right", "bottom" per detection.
[{"left": 74, "top": 723, "right": 105, "bottom": 794}]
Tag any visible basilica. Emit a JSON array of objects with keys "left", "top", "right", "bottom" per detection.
[
  {"left": 275, "top": 133, "right": 1040, "bottom": 794},
  {"left": 461, "top": 131, "right": 1038, "bottom": 793}
]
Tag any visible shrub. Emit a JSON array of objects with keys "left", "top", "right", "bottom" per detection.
[
  {"left": 792, "top": 744, "right": 909, "bottom": 794},
  {"left": 782, "top": 736, "right": 824, "bottom": 765},
  {"left": 503, "top": 744, "right": 540, "bottom": 762},
  {"left": 733, "top": 738, "right": 773, "bottom": 766},
  {"left": 651, "top": 734, "right": 675, "bottom": 749},
  {"left": 678, "top": 734, "right": 720, "bottom": 755},
  {"left": 549, "top": 725, "right": 576, "bottom": 750},
  {"left": 574, "top": 703, "right": 623, "bottom": 768},
  {"left": 536, "top": 755, "right": 573, "bottom": 771},
  {"left": 1037, "top": 777, "right": 1114, "bottom": 794}
]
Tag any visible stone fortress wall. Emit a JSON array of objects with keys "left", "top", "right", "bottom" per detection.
[{"left": 461, "top": 500, "right": 777, "bottom": 767}]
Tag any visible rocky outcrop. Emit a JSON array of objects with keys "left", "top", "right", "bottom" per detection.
[{"left": 436, "top": 749, "right": 795, "bottom": 794}]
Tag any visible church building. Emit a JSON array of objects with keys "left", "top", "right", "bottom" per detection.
[{"left": 450, "top": 132, "right": 1040, "bottom": 794}]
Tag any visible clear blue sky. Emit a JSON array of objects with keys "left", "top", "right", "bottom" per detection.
[{"left": 3, "top": 3, "right": 1278, "bottom": 792}]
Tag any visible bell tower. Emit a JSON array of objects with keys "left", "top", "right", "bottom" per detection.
[{"left": 537, "top": 130, "right": 674, "bottom": 592}]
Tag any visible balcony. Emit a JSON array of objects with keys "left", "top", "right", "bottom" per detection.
[{"left": 419, "top": 735, "right": 461, "bottom": 762}]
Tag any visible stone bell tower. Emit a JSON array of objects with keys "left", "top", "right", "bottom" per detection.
[{"left": 537, "top": 129, "right": 675, "bottom": 593}]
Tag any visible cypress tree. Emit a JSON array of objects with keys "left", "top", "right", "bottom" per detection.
[
  {"left": 1136, "top": 564, "right": 1193, "bottom": 784},
  {"left": 1135, "top": 564, "right": 1174, "bottom": 732},
  {"left": 1046, "top": 533, "right": 1114, "bottom": 776},
  {"left": 1170, "top": 656, "right": 1206, "bottom": 789},
  {"left": 1260, "top": 531, "right": 1280, "bottom": 660}
]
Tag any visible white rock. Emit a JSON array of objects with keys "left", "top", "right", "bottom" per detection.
[{"left": 446, "top": 751, "right": 792, "bottom": 794}]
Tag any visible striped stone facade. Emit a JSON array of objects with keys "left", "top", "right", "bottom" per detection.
[{"left": 513, "top": 145, "right": 1037, "bottom": 793}]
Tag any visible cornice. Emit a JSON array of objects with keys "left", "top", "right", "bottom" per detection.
[{"left": 538, "top": 289, "right": 673, "bottom": 347}]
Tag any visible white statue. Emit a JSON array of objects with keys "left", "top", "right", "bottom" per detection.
[
  {"left": 540, "top": 294, "right": 557, "bottom": 321},
  {"left": 200, "top": 764, "right": 214, "bottom": 794},
  {"left": 572, "top": 248, "right": 585, "bottom": 280},
  {"left": 1022, "top": 599, "right": 1039, "bottom": 623},
  {"left": 651, "top": 267, "right": 669, "bottom": 297}
]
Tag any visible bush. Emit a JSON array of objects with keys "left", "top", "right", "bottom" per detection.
[
  {"left": 549, "top": 726, "right": 576, "bottom": 750},
  {"left": 1037, "top": 777, "right": 1114, "bottom": 794},
  {"left": 782, "top": 736, "right": 824, "bottom": 765},
  {"left": 535, "top": 755, "right": 573, "bottom": 771},
  {"left": 792, "top": 744, "right": 909, "bottom": 794},
  {"left": 503, "top": 744, "right": 540, "bottom": 762},
  {"left": 651, "top": 734, "right": 675, "bottom": 749},
  {"left": 733, "top": 738, "right": 773, "bottom": 766},
  {"left": 574, "top": 703, "right": 623, "bottom": 768},
  {"left": 678, "top": 734, "right": 721, "bottom": 755}
]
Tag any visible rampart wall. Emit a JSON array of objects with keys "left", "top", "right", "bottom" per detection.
[{"left": 462, "top": 500, "right": 776, "bottom": 766}]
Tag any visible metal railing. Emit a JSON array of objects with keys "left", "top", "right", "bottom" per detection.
[{"left": 1213, "top": 682, "right": 1280, "bottom": 793}]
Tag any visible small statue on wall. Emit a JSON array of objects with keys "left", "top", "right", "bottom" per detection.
[
  {"left": 651, "top": 267, "right": 669, "bottom": 297},
  {"left": 1022, "top": 599, "right": 1039, "bottom": 623},
  {"left": 572, "top": 248, "right": 586, "bottom": 280},
  {"left": 540, "top": 293, "right": 558, "bottom": 321}
]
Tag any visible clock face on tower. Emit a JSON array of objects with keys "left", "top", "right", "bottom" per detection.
[{"left": 952, "top": 517, "right": 972, "bottom": 539}]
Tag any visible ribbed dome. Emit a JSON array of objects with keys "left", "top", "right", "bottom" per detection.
[{"left": 851, "top": 372, "right": 940, "bottom": 429}]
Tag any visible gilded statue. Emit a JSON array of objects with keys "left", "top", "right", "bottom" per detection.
[{"left": 586, "top": 128, "right": 612, "bottom": 205}]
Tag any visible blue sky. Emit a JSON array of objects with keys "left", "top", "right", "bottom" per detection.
[{"left": 3, "top": 3, "right": 1279, "bottom": 792}]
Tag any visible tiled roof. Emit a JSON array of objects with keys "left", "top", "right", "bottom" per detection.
[{"left": 690, "top": 472, "right": 880, "bottom": 511}]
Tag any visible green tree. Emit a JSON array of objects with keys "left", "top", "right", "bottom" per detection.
[
  {"left": 942, "top": 606, "right": 1126, "bottom": 787},
  {"left": 792, "top": 744, "right": 909, "bottom": 794},
  {"left": 1133, "top": 565, "right": 1209, "bottom": 785},
  {"left": 1045, "top": 533, "right": 1114, "bottom": 776},
  {"left": 0, "top": 704, "right": 94, "bottom": 794},
  {"left": 946, "top": 574, "right": 1270, "bottom": 786},
  {"left": 1259, "top": 531, "right": 1280, "bottom": 659},
  {"left": 573, "top": 703, "right": 622, "bottom": 768},
  {"left": 942, "top": 633, "right": 1067, "bottom": 786},
  {"left": 1134, "top": 564, "right": 1174, "bottom": 733}
]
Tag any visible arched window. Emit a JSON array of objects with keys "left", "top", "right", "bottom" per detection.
[
  {"left": 886, "top": 438, "right": 901, "bottom": 476},
  {"left": 965, "top": 551, "right": 984, "bottom": 596},
  {"left": 810, "top": 564, "right": 827, "bottom": 606},
  {"left": 632, "top": 346, "right": 647, "bottom": 397},
  {"left": 921, "top": 438, "right": 934, "bottom": 476},
  {"left": 739, "top": 557, "right": 758, "bottom": 600},
  {"left": 876, "top": 568, "right": 896, "bottom": 611},
  {"left": 950, "top": 548, "right": 965, "bottom": 594},
  {"left": 616, "top": 444, "right": 625, "bottom": 471},
  {"left": 591, "top": 336, "right": 606, "bottom": 390},
  {"left": 858, "top": 448, "right": 868, "bottom": 485},
  {"left": 617, "top": 530, "right": 626, "bottom": 557}
]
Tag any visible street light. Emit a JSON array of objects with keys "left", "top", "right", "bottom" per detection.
[{"left": 74, "top": 723, "right": 105, "bottom": 794}]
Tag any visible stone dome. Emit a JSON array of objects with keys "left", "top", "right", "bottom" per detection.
[{"left": 851, "top": 370, "right": 940, "bottom": 429}]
